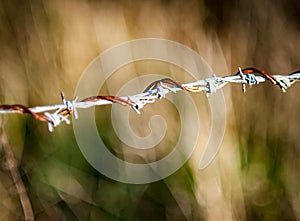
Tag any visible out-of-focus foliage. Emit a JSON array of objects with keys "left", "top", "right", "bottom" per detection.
[{"left": 0, "top": 0, "right": 300, "bottom": 220}]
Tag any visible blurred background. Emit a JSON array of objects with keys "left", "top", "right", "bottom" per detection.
[{"left": 0, "top": 0, "right": 300, "bottom": 220}]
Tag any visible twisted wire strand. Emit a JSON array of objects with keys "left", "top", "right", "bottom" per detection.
[{"left": 1, "top": 67, "right": 300, "bottom": 132}]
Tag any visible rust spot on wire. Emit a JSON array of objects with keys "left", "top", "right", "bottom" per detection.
[
  {"left": 143, "top": 78, "right": 184, "bottom": 92},
  {"left": 0, "top": 104, "right": 48, "bottom": 122},
  {"left": 81, "top": 96, "right": 135, "bottom": 107}
]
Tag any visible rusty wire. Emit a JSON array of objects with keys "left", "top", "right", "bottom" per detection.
[{"left": 0, "top": 67, "right": 300, "bottom": 132}]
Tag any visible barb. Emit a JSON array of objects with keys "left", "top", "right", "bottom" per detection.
[{"left": 0, "top": 67, "right": 299, "bottom": 132}]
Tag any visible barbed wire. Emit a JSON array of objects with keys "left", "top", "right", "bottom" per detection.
[{"left": 0, "top": 67, "right": 300, "bottom": 132}]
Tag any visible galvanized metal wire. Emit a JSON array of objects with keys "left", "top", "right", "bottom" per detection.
[{"left": 1, "top": 67, "right": 300, "bottom": 132}]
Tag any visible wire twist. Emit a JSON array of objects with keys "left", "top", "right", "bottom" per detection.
[{"left": 0, "top": 67, "right": 299, "bottom": 132}]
